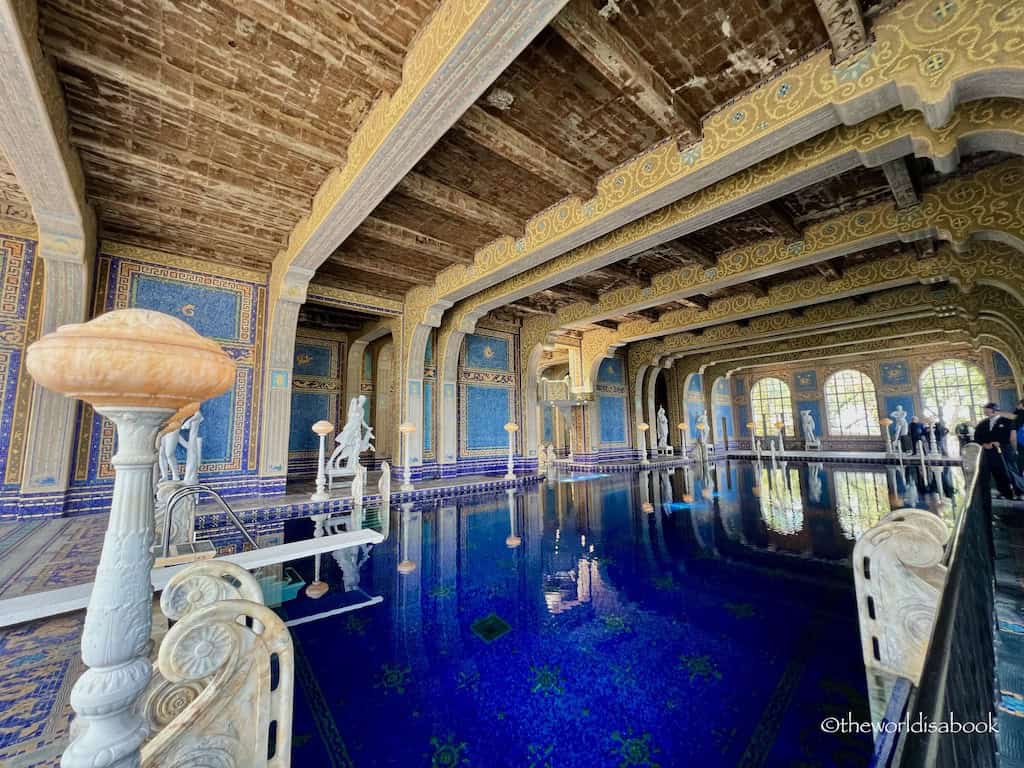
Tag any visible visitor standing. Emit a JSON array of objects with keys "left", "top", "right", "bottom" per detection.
[{"left": 974, "top": 402, "right": 1019, "bottom": 500}]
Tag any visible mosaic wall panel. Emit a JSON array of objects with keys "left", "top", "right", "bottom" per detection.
[
  {"left": 685, "top": 373, "right": 704, "bottom": 440},
  {"left": 594, "top": 357, "right": 628, "bottom": 447},
  {"left": 73, "top": 248, "right": 266, "bottom": 491},
  {"left": 598, "top": 394, "right": 627, "bottom": 445},
  {"left": 289, "top": 331, "right": 345, "bottom": 462},
  {"left": 459, "top": 324, "right": 520, "bottom": 457},
  {"left": 543, "top": 404, "right": 553, "bottom": 443},
  {"left": 712, "top": 376, "right": 734, "bottom": 442},
  {"left": 794, "top": 370, "right": 817, "bottom": 392},
  {"left": 424, "top": 331, "right": 435, "bottom": 459},
  {"left": 0, "top": 234, "right": 38, "bottom": 495}
]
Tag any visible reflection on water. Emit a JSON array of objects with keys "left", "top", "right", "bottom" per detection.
[{"left": 281, "top": 460, "right": 963, "bottom": 767}]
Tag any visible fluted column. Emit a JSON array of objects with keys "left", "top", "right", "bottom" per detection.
[{"left": 63, "top": 406, "right": 169, "bottom": 767}]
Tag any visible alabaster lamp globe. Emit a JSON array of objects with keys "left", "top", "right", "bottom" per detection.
[
  {"left": 641, "top": 502, "right": 654, "bottom": 514},
  {"left": 677, "top": 422, "right": 687, "bottom": 432},
  {"left": 397, "top": 559, "right": 417, "bottom": 574},
  {"left": 505, "top": 534, "right": 522, "bottom": 548},
  {"left": 880, "top": 417, "right": 893, "bottom": 428},
  {"left": 638, "top": 422, "right": 649, "bottom": 432},
  {"left": 312, "top": 420, "right": 334, "bottom": 437},
  {"left": 399, "top": 422, "right": 416, "bottom": 434},
  {"left": 774, "top": 420, "right": 785, "bottom": 432},
  {"left": 26, "top": 308, "right": 235, "bottom": 410},
  {"left": 746, "top": 421, "right": 756, "bottom": 431},
  {"left": 504, "top": 422, "right": 519, "bottom": 432}
]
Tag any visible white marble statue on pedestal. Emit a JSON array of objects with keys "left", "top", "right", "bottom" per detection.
[
  {"left": 157, "top": 409, "right": 203, "bottom": 484},
  {"left": 329, "top": 396, "right": 375, "bottom": 479},
  {"left": 890, "top": 404, "right": 909, "bottom": 452},
  {"left": 546, "top": 444, "right": 557, "bottom": 465},
  {"left": 656, "top": 404, "right": 670, "bottom": 450},
  {"left": 800, "top": 409, "right": 820, "bottom": 449},
  {"left": 696, "top": 410, "right": 709, "bottom": 444}
]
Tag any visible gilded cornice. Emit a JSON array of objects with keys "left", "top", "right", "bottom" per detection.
[
  {"left": 405, "top": 0, "right": 1024, "bottom": 327},
  {"left": 100, "top": 241, "right": 268, "bottom": 284},
  {"left": 0, "top": 217, "right": 39, "bottom": 240},
  {"left": 306, "top": 283, "right": 403, "bottom": 317},
  {"left": 523, "top": 153, "right": 1024, "bottom": 351}
]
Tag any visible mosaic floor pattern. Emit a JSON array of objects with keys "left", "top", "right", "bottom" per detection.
[{"left": 0, "top": 516, "right": 106, "bottom": 599}]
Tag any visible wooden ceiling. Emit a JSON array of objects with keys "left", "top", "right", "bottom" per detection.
[
  {"left": 37, "top": 0, "right": 443, "bottom": 269},
  {"left": 0, "top": 149, "right": 34, "bottom": 227},
  {"left": 316, "top": 0, "right": 829, "bottom": 298}
]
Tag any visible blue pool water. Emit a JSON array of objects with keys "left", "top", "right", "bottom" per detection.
[{"left": 278, "top": 461, "right": 964, "bottom": 767}]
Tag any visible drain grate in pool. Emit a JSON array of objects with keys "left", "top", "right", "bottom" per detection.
[{"left": 471, "top": 612, "right": 511, "bottom": 643}]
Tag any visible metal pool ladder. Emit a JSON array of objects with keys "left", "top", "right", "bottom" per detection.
[{"left": 158, "top": 483, "right": 258, "bottom": 563}]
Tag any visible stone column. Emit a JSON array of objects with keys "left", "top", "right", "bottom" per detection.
[
  {"left": 258, "top": 268, "right": 311, "bottom": 491},
  {"left": 25, "top": 309, "right": 235, "bottom": 768}
]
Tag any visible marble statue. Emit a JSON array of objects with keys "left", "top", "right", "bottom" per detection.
[
  {"left": 890, "top": 405, "right": 909, "bottom": 451},
  {"left": 181, "top": 410, "right": 203, "bottom": 485},
  {"left": 332, "top": 544, "right": 372, "bottom": 591},
  {"left": 157, "top": 409, "right": 203, "bottom": 484},
  {"left": 800, "top": 409, "right": 820, "bottom": 448},
  {"left": 547, "top": 444, "right": 557, "bottom": 465},
  {"left": 656, "top": 405, "right": 669, "bottom": 450},
  {"left": 696, "top": 410, "right": 709, "bottom": 444},
  {"left": 329, "top": 396, "right": 375, "bottom": 484}
]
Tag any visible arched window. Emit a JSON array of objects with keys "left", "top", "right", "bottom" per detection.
[
  {"left": 824, "top": 369, "right": 880, "bottom": 436},
  {"left": 750, "top": 377, "right": 794, "bottom": 436},
  {"left": 919, "top": 359, "right": 989, "bottom": 425}
]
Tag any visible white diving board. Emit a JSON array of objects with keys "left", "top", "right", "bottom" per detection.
[{"left": 0, "top": 528, "right": 384, "bottom": 629}]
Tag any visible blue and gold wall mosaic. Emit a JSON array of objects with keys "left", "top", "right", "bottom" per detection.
[
  {"left": 459, "top": 322, "right": 520, "bottom": 458},
  {"left": 289, "top": 330, "right": 347, "bottom": 476},
  {"left": 0, "top": 232, "right": 40, "bottom": 514},
  {"left": 595, "top": 357, "right": 628, "bottom": 446},
  {"left": 71, "top": 244, "right": 267, "bottom": 501}
]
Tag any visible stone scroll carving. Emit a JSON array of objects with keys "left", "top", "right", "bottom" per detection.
[
  {"left": 853, "top": 509, "right": 950, "bottom": 687},
  {"left": 134, "top": 560, "right": 293, "bottom": 767}
]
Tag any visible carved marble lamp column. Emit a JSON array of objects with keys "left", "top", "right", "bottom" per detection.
[
  {"left": 505, "top": 488, "right": 521, "bottom": 548},
  {"left": 399, "top": 422, "right": 416, "bottom": 492},
  {"left": 774, "top": 419, "right": 786, "bottom": 453},
  {"left": 879, "top": 417, "right": 894, "bottom": 454},
  {"left": 311, "top": 420, "right": 334, "bottom": 502},
  {"left": 746, "top": 421, "right": 759, "bottom": 459},
  {"left": 504, "top": 421, "right": 519, "bottom": 480},
  {"left": 637, "top": 422, "right": 651, "bottom": 466},
  {"left": 677, "top": 422, "right": 688, "bottom": 457},
  {"left": 26, "top": 309, "right": 235, "bottom": 768}
]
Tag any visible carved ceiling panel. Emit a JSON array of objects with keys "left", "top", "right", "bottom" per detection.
[{"left": 38, "top": 0, "right": 443, "bottom": 268}]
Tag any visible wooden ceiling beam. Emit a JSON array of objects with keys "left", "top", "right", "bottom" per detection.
[
  {"left": 748, "top": 282, "right": 769, "bottom": 298},
  {"left": 813, "top": 0, "right": 869, "bottom": 62},
  {"left": 48, "top": 46, "right": 343, "bottom": 167},
  {"left": 550, "top": 0, "right": 699, "bottom": 138},
  {"left": 358, "top": 216, "right": 474, "bottom": 264},
  {"left": 684, "top": 295, "right": 710, "bottom": 311},
  {"left": 880, "top": 157, "right": 920, "bottom": 209},
  {"left": 326, "top": 252, "right": 438, "bottom": 284},
  {"left": 759, "top": 203, "right": 802, "bottom": 242},
  {"left": 396, "top": 172, "right": 524, "bottom": 237},
  {"left": 509, "top": 300, "right": 555, "bottom": 316},
  {"left": 632, "top": 307, "right": 662, "bottom": 323},
  {"left": 546, "top": 283, "right": 601, "bottom": 305},
  {"left": 596, "top": 262, "right": 652, "bottom": 288},
  {"left": 457, "top": 105, "right": 594, "bottom": 198},
  {"left": 663, "top": 237, "right": 716, "bottom": 268}
]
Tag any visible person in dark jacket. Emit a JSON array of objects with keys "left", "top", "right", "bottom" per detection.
[
  {"left": 974, "top": 402, "right": 1018, "bottom": 499},
  {"left": 909, "top": 417, "right": 925, "bottom": 455}
]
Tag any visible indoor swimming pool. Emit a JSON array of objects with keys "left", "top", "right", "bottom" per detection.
[{"left": 277, "top": 460, "right": 965, "bottom": 767}]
